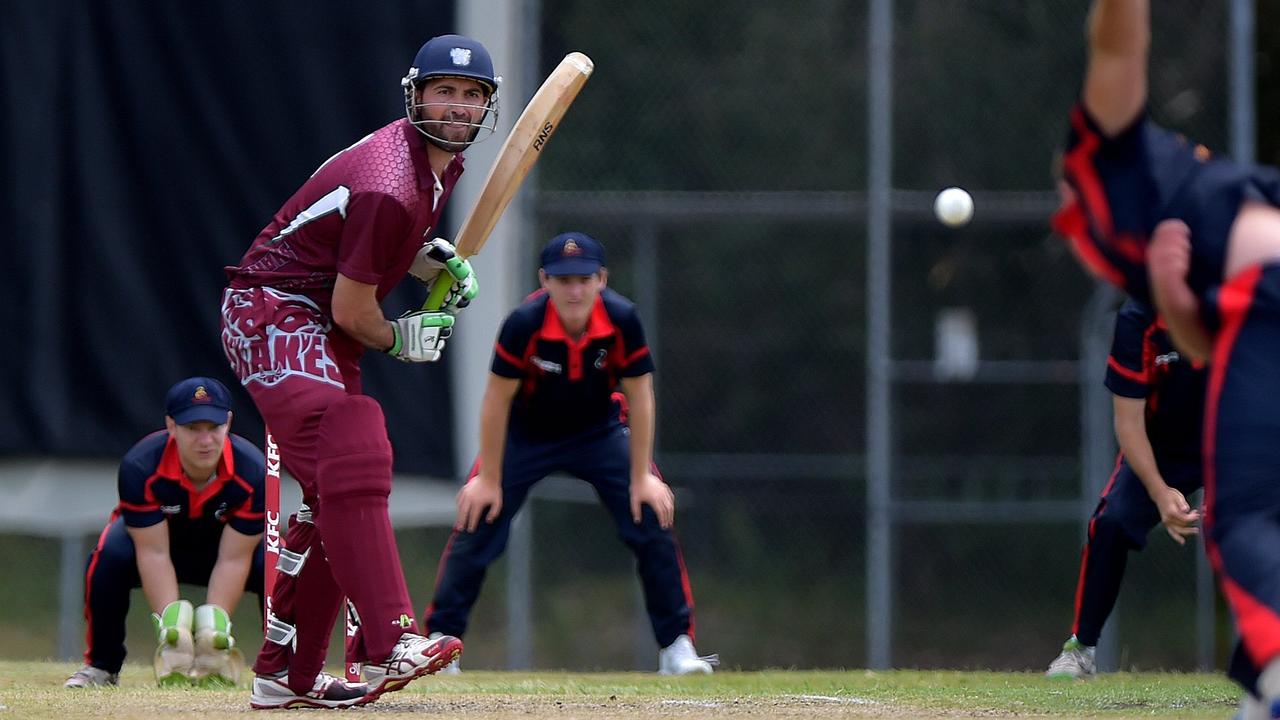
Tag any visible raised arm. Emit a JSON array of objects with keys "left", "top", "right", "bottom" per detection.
[{"left": 1082, "top": 0, "right": 1149, "bottom": 136}]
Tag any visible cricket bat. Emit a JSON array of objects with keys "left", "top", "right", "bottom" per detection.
[{"left": 423, "top": 51, "right": 595, "bottom": 310}]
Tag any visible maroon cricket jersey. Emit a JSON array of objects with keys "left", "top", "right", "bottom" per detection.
[{"left": 225, "top": 118, "right": 463, "bottom": 326}]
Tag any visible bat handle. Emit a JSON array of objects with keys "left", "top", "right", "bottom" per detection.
[{"left": 421, "top": 276, "right": 451, "bottom": 311}]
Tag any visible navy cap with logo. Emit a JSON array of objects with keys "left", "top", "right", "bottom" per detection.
[
  {"left": 165, "top": 377, "right": 232, "bottom": 426},
  {"left": 540, "top": 232, "right": 605, "bottom": 276}
]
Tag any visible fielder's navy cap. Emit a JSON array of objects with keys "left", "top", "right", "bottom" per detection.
[
  {"left": 165, "top": 377, "right": 232, "bottom": 426},
  {"left": 540, "top": 232, "right": 605, "bottom": 276}
]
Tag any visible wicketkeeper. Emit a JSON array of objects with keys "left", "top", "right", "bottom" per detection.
[{"left": 65, "top": 377, "right": 265, "bottom": 688}]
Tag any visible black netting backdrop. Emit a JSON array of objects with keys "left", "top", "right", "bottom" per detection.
[{"left": 1, "top": 1, "right": 456, "bottom": 475}]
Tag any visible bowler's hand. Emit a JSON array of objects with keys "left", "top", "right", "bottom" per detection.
[
  {"left": 630, "top": 472, "right": 675, "bottom": 529},
  {"left": 456, "top": 474, "right": 502, "bottom": 533},
  {"left": 1148, "top": 219, "right": 1192, "bottom": 293},
  {"left": 1147, "top": 219, "right": 1211, "bottom": 361},
  {"left": 1153, "top": 485, "right": 1200, "bottom": 545}
]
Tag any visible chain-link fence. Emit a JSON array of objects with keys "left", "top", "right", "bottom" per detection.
[{"left": 445, "top": 0, "right": 1240, "bottom": 672}]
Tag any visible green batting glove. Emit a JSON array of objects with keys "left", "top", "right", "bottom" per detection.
[
  {"left": 387, "top": 310, "right": 454, "bottom": 363},
  {"left": 151, "top": 599, "right": 194, "bottom": 645}
]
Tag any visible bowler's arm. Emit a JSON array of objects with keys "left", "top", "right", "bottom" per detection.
[{"left": 1082, "top": 0, "right": 1149, "bottom": 136}]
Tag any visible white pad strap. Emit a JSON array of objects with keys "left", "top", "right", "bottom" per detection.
[
  {"left": 276, "top": 547, "right": 309, "bottom": 577},
  {"left": 264, "top": 614, "right": 297, "bottom": 647}
]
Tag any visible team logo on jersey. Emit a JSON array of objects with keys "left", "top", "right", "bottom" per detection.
[
  {"left": 450, "top": 48, "right": 472, "bottom": 67},
  {"left": 531, "top": 356, "right": 563, "bottom": 374},
  {"left": 562, "top": 239, "right": 582, "bottom": 257},
  {"left": 213, "top": 502, "right": 229, "bottom": 521},
  {"left": 193, "top": 386, "right": 211, "bottom": 403},
  {"left": 161, "top": 505, "right": 183, "bottom": 515},
  {"left": 1155, "top": 351, "right": 1181, "bottom": 366},
  {"left": 594, "top": 348, "right": 607, "bottom": 370}
]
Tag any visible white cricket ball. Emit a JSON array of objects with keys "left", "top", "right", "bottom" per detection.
[{"left": 934, "top": 187, "right": 974, "bottom": 227}]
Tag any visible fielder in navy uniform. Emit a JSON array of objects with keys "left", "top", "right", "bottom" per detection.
[
  {"left": 65, "top": 377, "right": 265, "bottom": 689},
  {"left": 1053, "top": 2, "right": 1280, "bottom": 713},
  {"left": 1046, "top": 299, "right": 1206, "bottom": 678},
  {"left": 423, "top": 232, "right": 717, "bottom": 674}
]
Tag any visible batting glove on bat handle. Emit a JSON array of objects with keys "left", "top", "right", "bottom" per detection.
[
  {"left": 424, "top": 257, "right": 478, "bottom": 313},
  {"left": 435, "top": 269, "right": 478, "bottom": 315},
  {"left": 387, "top": 310, "right": 454, "bottom": 362}
]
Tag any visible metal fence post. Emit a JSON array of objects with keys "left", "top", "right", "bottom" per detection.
[{"left": 865, "top": 0, "right": 895, "bottom": 671}]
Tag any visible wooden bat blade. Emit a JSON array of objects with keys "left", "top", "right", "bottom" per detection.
[
  {"left": 454, "top": 51, "right": 594, "bottom": 257},
  {"left": 423, "top": 52, "right": 593, "bottom": 310}
]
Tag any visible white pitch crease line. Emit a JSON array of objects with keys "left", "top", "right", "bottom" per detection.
[{"left": 788, "top": 694, "right": 878, "bottom": 704}]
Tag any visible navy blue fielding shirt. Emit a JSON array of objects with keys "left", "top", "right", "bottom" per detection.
[
  {"left": 117, "top": 431, "right": 267, "bottom": 538},
  {"left": 1105, "top": 299, "right": 1207, "bottom": 461},
  {"left": 491, "top": 288, "right": 654, "bottom": 441},
  {"left": 1054, "top": 103, "right": 1280, "bottom": 316}
]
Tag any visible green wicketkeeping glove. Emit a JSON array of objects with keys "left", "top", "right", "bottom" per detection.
[
  {"left": 150, "top": 599, "right": 195, "bottom": 686},
  {"left": 194, "top": 603, "right": 235, "bottom": 650},
  {"left": 151, "top": 599, "right": 194, "bottom": 645}
]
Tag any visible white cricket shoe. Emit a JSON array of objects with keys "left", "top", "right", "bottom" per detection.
[
  {"left": 362, "top": 632, "right": 463, "bottom": 702},
  {"left": 64, "top": 665, "right": 119, "bottom": 688},
  {"left": 1233, "top": 691, "right": 1270, "bottom": 720},
  {"left": 249, "top": 670, "right": 368, "bottom": 710},
  {"left": 658, "top": 634, "right": 719, "bottom": 675},
  {"left": 1045, "top": 636, "right": 1096, "bottom": 679}
]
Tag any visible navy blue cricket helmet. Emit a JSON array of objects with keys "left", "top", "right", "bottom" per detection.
[{"left": 402, "top": 34, "right": 501, "bottom": 150}]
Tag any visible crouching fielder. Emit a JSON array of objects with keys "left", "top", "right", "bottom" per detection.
[
  {"left": 423, "top": 232, "right": 717, "bottom": 675},
  {"left": 65, "top": 377, "right": 264, "bottom": 689}
]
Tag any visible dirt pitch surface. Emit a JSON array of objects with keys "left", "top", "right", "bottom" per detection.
[{"left": 0, "top": 661, "right": 1239, "bottom": 719}]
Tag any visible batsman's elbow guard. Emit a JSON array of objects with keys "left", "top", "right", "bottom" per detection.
[{"left": 194, "top": 603, "right": 235, "bottom": 650}]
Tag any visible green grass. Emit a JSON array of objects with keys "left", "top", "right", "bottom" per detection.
[{"left": 0, "top": 660, "right": 1242, "bottom": 718}]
